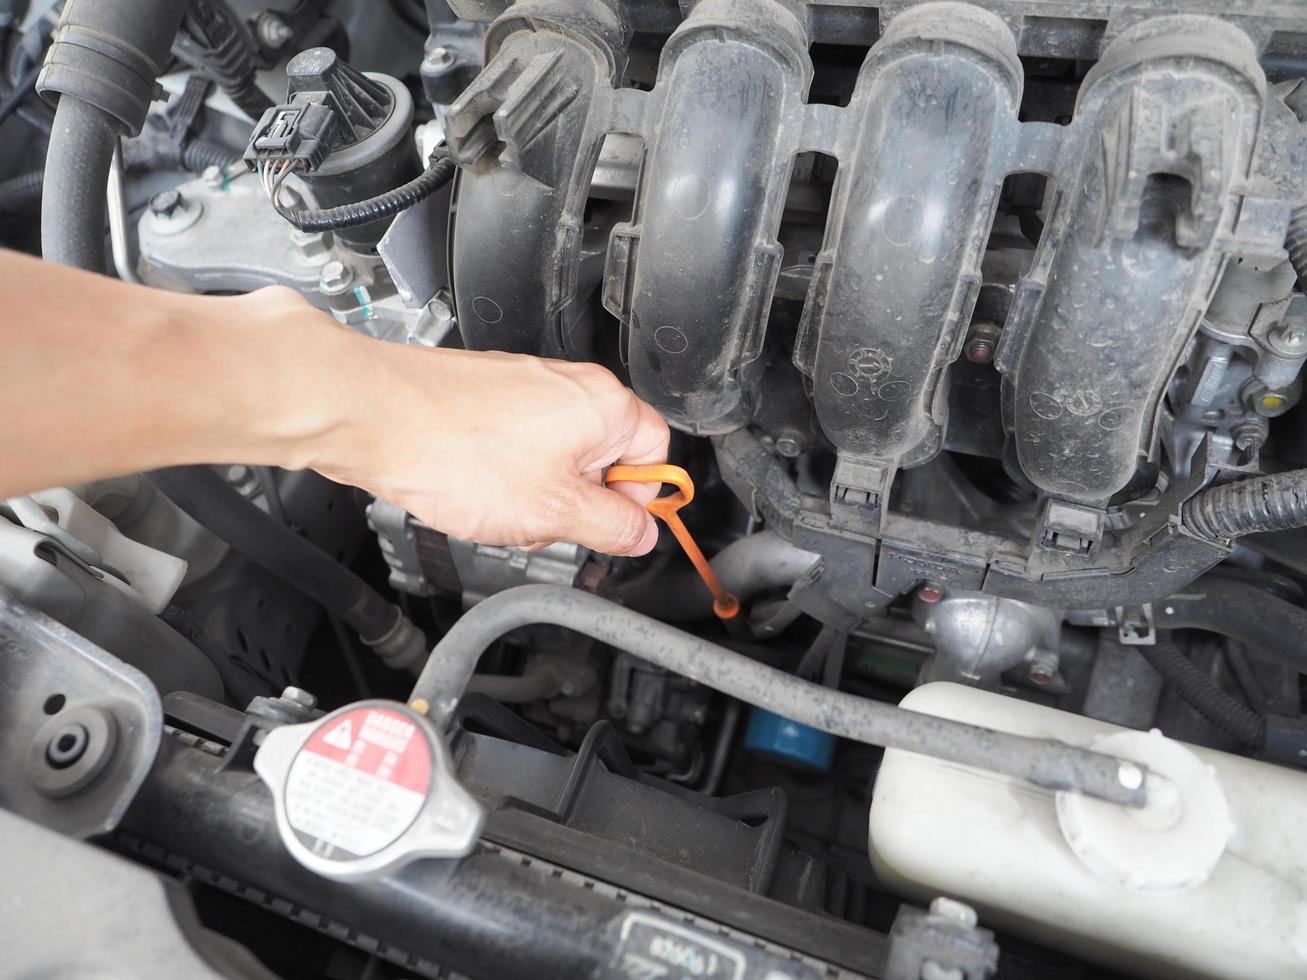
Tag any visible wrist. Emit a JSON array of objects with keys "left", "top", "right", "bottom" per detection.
[{"left": 152, "top": 289, "right": 367, "bottom": 473}]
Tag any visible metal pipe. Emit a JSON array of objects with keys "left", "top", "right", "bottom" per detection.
[
  {"left": 107, "top": 141, "right": 141, "bottom": 285},
  {"left": 411, "top": 586, "right": 1146, "bottom": 807}
]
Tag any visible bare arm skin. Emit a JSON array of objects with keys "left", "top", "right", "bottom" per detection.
[{"left": 0, "top": 250, "right": 670, "bottom": 555}]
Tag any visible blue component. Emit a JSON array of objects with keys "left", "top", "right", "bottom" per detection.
[{"left": 743, "top": 706, "right": 836, "bottom": 772}]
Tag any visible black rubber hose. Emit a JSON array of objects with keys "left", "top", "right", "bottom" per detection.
[
  {"left": 150, "top": 466, "right": 423, "bottom": 667},
  {"left": 278, "top": 154, "right": 456, "bottom": 232},
  {"left": 0, "top": 169, "right": 40, "bottom": 213},
  {"left": 181, "top": 137, "right": 241, "bottom": 172},
  {"left": 1183, "top": 468, "right": 1307, "bottom": 541},
  {"left": 1288, "top": 204, "right": 1307, "bottom": 290},
  {"left": 40, "top": 96, "right": 118, "bottom": 270},
  {"left": 1157, "top": 575, "right": 1307, "bottom": 674},
  {"left": 1140, "top": 640, "right": 1265, "bottom": 747}
]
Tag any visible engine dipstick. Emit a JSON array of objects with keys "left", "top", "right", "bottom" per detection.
[{"left": 604, "top": 464, "right": 740, "bottom": 621}]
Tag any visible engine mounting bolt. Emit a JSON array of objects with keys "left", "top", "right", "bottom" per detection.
[
  {"left": 917, "top": 584, "right": 943, "bottom": 604},
  {"left": 929, "top": 896, "right": 979, "bottom": 929},
  {"left": 281, "top": 686, "right": 317, "bottom": 710},
  {"left": 149, "top": 189, "right": 184, "bottom": 218},
  {"left": 319, "top": 260, "right": 353, "bottom": 294}
]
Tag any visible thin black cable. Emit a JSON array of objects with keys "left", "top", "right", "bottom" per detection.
[{"left": 272, "top": 152, "right": 455, "bottom": 232}]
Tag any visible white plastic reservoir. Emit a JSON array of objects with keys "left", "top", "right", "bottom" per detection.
[{"left": 869, "top": 683, "right": 1307, "bottom": 980}]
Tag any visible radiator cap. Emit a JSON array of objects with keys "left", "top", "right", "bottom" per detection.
[{"left": 254, "top": 699, "right": 483, "bottom": 881}]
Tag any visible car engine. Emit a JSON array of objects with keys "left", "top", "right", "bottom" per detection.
[{"left": 4, "top": 0, "right": 1307, "bottom": 977}]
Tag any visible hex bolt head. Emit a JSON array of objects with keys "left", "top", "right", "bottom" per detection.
[
  {"left": 929, "top": 896, "right": 979, "bottom": 929},
  {"left": 319, "top": 260, "right": 353, "bottom": 294},
  {"left": 774, "top": 429, "right": 803, "bottom": 458},
  {"left": 964, "top": 322, "right": 1002, "bottom": 365},
  {"left": 281, "top": 686, "right": 317, "bottom": 710},
  {"left": 149, "top": 189, "right": 184, "bottom": 218}
]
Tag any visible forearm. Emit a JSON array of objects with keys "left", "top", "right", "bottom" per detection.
[
  {"left": 0, "top": 250, "right": 351, "bottom": 497},
  {"left": 1, "top": 248, "right": 669, "bottom": 555}
]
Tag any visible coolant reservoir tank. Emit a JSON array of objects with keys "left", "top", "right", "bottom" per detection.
[{"left": 869, "top": 683, "right": 1307, "bottom": 980}]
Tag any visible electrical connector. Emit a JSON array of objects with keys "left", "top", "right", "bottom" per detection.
[{"left": 243, "top": 100, "right": 337, "bottom": 173}]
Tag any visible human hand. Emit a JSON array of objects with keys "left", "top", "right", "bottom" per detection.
[{"left": 277, "top": 295, "right": 670, "bottom": 556}]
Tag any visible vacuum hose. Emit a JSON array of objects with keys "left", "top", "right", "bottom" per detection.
[
  {"left": 151, "top": 466, "right": 425, "bottom": 670},
  {"left": 411, "top": 585, "right": 1148, "bottom": 808},
  {"left": 1183, "top": 469, "right": 1307, "bottom": 541}
]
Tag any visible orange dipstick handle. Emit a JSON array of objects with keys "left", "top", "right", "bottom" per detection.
[{"left": 605, "top": 464, "right": 740, "bottom": 620}]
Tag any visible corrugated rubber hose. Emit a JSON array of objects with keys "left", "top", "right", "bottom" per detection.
[
  {"left": 1287, "top": 205, "right": 1307, "bottom": 290},
  {"left": 1140, "top": 640, "right": 1265, "bottom": 747},
  {"left": 1183, "top": 468, "right": 1307, "bottom": 540}
]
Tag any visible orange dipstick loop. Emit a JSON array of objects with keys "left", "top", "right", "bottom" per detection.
[{"left": 604, "top": 464, "right": 740, "bottom": 620}]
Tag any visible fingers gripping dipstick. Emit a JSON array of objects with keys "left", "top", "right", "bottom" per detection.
[{"left": 604, "top": 464, "right": 741, "bottom": 621}]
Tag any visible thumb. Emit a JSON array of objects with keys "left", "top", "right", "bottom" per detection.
[{"left": 565, "top": 480, "right": 659, "bottom": 556}]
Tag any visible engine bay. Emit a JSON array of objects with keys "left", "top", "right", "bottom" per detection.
[{"left": 4, "top": 0, "right": 1307, "bottom": 977}]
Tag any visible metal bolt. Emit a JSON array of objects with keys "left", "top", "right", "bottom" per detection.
[
  {"left": 424, "top": 46, "right": 456, "bottom": 71},
  {"left": 964, "top": 322, "right": 1002, "bottom": 365},
  {"left": 1027, "top": 650, "right": 1059, "bottom": 686},
  {"left": 774, "top": 429, "right": 803, "bottom": 458},
  {"left": 965, "top": 336, "right": 995, "bottom": 364},
  {"left": 281, "top": 686, "right": 317, "bottom": 710},
  {"left": 202, "top": 165, "right": 225, "bottom": 189},
  {"left": 1233, "top": 419, "right": 1267, "bottom": 454},
  {"left": 319, "top": 260, "right": 353, "bottom": 294},
  {"left": 929, "top": 896, "right": 978, "bottom": 929},
  {"left": 256, "top": 12, "right": 294, "bottom": 49},
  {"left": 1272, "top": 321, "right": 1307, "bottom": 352},
  {"left": 149, "top": 189, "right": 184, "bottom": 218},
  {"left": 918, "top": 584, "right": 944, "bottom": 604}
]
